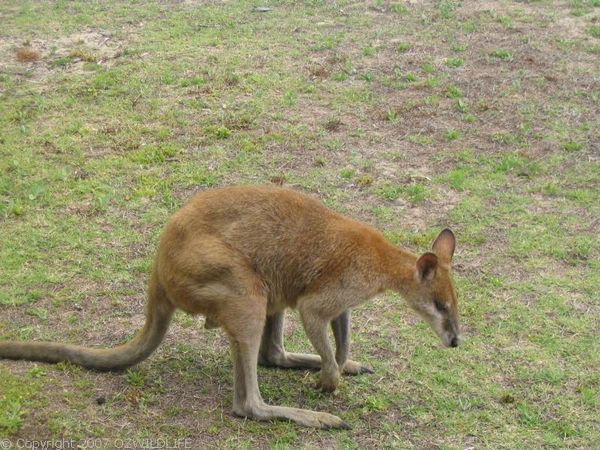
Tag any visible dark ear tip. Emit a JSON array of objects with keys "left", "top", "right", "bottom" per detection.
[
  {"left": 419, "top": 252, "right": 439, "bottom": 263},
  {"left": 441, "top": 228, "right": 455, "bottom": 238}
]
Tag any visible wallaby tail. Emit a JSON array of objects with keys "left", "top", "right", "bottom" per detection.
[{"left": 0, "top": 270, "right": 175, "bottom": 371}]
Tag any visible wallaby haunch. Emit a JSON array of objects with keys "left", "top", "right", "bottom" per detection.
[{"left": 0, "top": 185, "right": 461, "bottom": 429}]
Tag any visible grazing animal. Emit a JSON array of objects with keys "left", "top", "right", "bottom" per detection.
[{"left": 0, "top": 185, "right": 461, "bottom": 429}]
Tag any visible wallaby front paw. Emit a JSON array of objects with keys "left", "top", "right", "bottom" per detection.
[{"left": 317, "top": 371, "right": 340, "bottom": 392}]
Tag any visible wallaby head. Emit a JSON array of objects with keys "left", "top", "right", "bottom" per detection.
[{"left": 405, "top": 229, "right": 461, "bottom": 348}]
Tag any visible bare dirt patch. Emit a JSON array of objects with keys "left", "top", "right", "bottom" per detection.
[{"left": 0, "top": 29, "right": 126, "bottom": 82}]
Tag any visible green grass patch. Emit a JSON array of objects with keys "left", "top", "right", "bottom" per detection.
[
  {"left": 490, "top": 49, "right": 513, "bottom": 60},
  {"left": 0, "top": 369, "right": 42, "bottom": 435}
]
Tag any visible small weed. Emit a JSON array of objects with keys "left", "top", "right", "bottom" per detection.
[
  {"left": 445, "top": 129, "right": 461, "bottom": 141},
  {"left": 438, "top": 0, "right": 458, "bottom": 19},
  {"left": 93, "top": 69, "right": 121, "bottom": 89},
  {"left": 6, "top": 200, "right": 24, "bottom": 217},
  {"left": 405, "top": 183, "right": 427, "bottom": 203},
  {"left": 492, "top": 131, "right": 523, "bottom": 147},
  {"left": 421, "top": 63, "right": 435, "bottom": 74},
  {"left": 391, "top": 4, "right": 409, "bottom": 14},
  {"left": 332, "top": 72, "right": 348, "bottom": 81},
  {"left": 542, "top": 182, "right": 559, "bottom": 196},
  {"left": 240, "top": 139, "right": 260, "bottom": 154},
  {"left": 587, "top": 25, "right": 600, "bottom": 38},
  {"left": 68, "top": 48, "right": 96, "bottom": 62},
  {"left": 380, "top": 183, "right": 427, "bottom": 203},
  {"left": 83, "top": 62, "right": 102, "bottom": 71},
  {"left": 214, "top": 126, "right": 232, "bottom": 139},
  {"left": 495, "top": 152, "right": 537, "bottom": 175},
  {"left": 180, "top": 77, "right": 206, "bottom": 87},
  {"left": 55, "top": 361, "right": 80, "bottom": 374},
  {"left": 408, "top": 134, "right": 433, "bottom": 146},
  {"left": 490, "top": 49, "right": 513, "bottom": 60},
  {"left": 397, "top": 42, "right": 411, "bottom": 52},
  {"left": 361, "top": 72, "right": 375, "bottom": 82},
  {"left": 425, "top": 76, "right": 439, "bottom": 88},
  {"left": 443, "top": 167, "right": 471, "bottom": 190},
  {"left": 445, "top": 57, "right": 464, "bottom": 68},
  {"left": 390, "top": 81, "right": 407, "bottom": 90},
  {"left": 498, "top": 15, "right": 514, "bottom": 28},
  {"left": 0, "top": 371, "right": 40, "bottom": 434},
  {"left": 283, "top": 90, "right": 297, "bottom": 106},
  {"left": 26, "top": 307, "right": 47, "bottom": 320},
  {"left": 563, "top": 141, "right": 584, "bottom": 152},
  {"left": 130, "top": 143, "right": 179, "bottom": 163},
  {"left": 424, "top": 95, "right": 440, "bottom": 106},
  {"left": 517, "top": 402, "right": 540, "bottom": 427},
  {"left": 125, "top": 369, "right": 145, "bottom": 387},
  {"left": 340, "top": 168, "right": 354, "bottom": 179},
  {"left": 165, "top": 407, "right": 180, "bottom": 417},
  {"left": 28, "top": 366, "right": 47, "bottom": 378},
  {"left": 362, "top": 45, "right": 376, "bottom": 56},
  {"left": 463, "top": 20, "right": 477, "bottom": 33},
  {"left": 356, "top": 174, "right": 373, "bottom": 187},
  {"left": 380, "top": 184, "right": 403, "bottom": 200},
  {"left": 314, "top": 156, "right": 327, "bottom": 167},
  {"left": 456, "top": 98, "right": 468, "bottom": 112},
  {"left": 223, "top": 73, "right": 240, "bottom": 86},
  {"left": 446, "top": 85, "right": 463, "bottom": 98},
  {"left": 364, "top": 395, "right": 390, "bottom": 412},
  {"left": 52, "top": 56, "right": 72, "bottom": 67},
  {"left": 324, "top": 117, "right": 342, "bottom": 132}
]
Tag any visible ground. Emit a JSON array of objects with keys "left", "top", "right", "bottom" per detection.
[{"left": 0, "top": 0, "right": 599, "bottom": 448}]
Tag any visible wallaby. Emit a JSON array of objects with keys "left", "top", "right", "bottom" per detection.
[{"left": 0, "top": 185, "right": 461, "bottom": 429}]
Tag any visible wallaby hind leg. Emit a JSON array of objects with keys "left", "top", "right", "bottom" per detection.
[
  {"left": 226, "top": 299, "right": 349, "bottom": 429},
  {"left": 259, "top": 310, "right": 372, "bottom": 375}
]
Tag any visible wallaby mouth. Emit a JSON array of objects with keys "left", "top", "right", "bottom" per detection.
[
  {"left": 440, "top": 331, "right": 462, "bottom": 348},
  {"left": 442, "top": 331, "right": 461, "bottom": 348}
]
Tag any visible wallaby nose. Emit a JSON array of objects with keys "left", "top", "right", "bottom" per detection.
[{"left": 450, "top": 336, "right": 459, "bottom": 347}]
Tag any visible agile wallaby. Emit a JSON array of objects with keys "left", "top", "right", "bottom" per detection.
[{"left": 0, "top": 185, "right": 461, "bottom": 429}]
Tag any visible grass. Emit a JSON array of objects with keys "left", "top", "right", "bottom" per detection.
[
  {"left": 1, "top": 0, "right": 599, "bottom": 448},
  {"left": 490, "top": 49, "right": 513, "bottom": 60}
]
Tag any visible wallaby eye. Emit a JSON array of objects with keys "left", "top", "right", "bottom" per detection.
[{"left": 434, "top": 299, "right": 448, "bottom": 313}]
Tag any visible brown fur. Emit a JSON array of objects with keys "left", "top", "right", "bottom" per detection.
[{"left": 0, "top": 185, "right": 461, "bottom": 429}]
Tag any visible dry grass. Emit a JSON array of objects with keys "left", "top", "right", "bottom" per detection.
[{"left": 15, "top": 46, "right": 40, "bottom": 63}]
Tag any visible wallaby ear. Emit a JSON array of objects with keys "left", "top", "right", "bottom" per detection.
[
  {"left": 416, "top": 252, "right": 438, "bottom": 282},
  {"left": 432, "top": 228, "right": 455, "bottom": 262}
]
